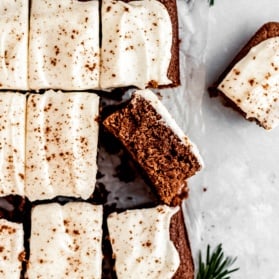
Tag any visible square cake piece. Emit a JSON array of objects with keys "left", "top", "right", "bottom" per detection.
[
  {"left": 100, "top": 0, "right": 179, "bottom": 90},
  {"left": 0, "top": 0, "right": 28, "bottom": 90},
  {"left": 209, "top": 22, "right": 279, "bottom": 130},
  {"left": 107, "top": 205, "right": 194, "bottom": 279},
  {"left": 27, "top": 203, "right": 103, "bottom": 279},
  {"left": 0, "top": 93, "right": 26, "bottom": 197},
  {"left": 0, "top": 219, "right": 25, "bottom": 278},
  {"left": 29, "top": 0, "right": 100, "bottom": 90},
  {"left": 103, "top": 90, "right": 203, "bottom": 205},
  {"left": 25, "top": 90, "right": 99, "bottom": 201}
]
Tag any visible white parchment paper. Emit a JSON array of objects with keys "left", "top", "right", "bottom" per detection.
[{"left": 193, "top": 1, "right": 279, "bottom": 278}]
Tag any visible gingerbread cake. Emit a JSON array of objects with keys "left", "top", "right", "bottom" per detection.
[
  {"left": 107, "top": 205, "right": 194, "bottom": 279},
  {"left": 0, "top": 218, "right": 25, "bottom": 278},
  {"left": 100, "top": 0, "right": 180, "bottom": 90},
  {"left": 29, "top": 0, "right": 100, "bottom": 90},
  {"left": 25, "top": 90, "right": 99, "bottom": 201},
  {"left": 209, "top": 22, "right": 279, "bottom": 130},
  {"left": 103, "top": 89, "right": 203, "bottom": 205},
  {"left": 0, "top": 93, "right": 26, "bottom": 197},
  {"left": 26, "top": 202, "right": 103, "bottom": 279},
  {"left": 0, "top": 0, "right": 28, "bottom": 90}
]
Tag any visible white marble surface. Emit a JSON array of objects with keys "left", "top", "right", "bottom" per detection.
[{"left": 186, "top": 1, "right": 279, "bottom": 278}]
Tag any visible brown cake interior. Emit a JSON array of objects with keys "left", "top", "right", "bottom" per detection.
[
  {"left": 170, "top": 208, "right": 194, "bottom": 279},
  {"left": 103, "top": 94, "right": 202, "bottom": 205}
]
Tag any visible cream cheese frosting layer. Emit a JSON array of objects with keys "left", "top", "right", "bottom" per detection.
[
  {"left": 27, "top": 203, "right": 103, "bottom": 279},
  {"left": 218, "top": 37, "right": 279, "bottom": 130},
  {"left": 107, "top": 205, "right": 180, "bottom": 279},
  {"left": 0, "top": 0, "right": 28, "bottom": 90},
  {"left": 0, "top": 93, "right": 26, "bottom": 197},
  {"left": 25, "top": 90, "right": 99, "bottom": 201},
  {"left": 100, "top": 0, "right": 172, "bottom": 89},
  {"left": 134, "top": 89, "right": 204, "bottom": 168},
  {"left": 29, "top": 0, "right": 100, "bottom": 90},
  {"left": 0, "top": 219, "right": 24, "bottom": 278}
]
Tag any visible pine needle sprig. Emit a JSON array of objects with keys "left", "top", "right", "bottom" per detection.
[{"left": 197, "top": 244, "right": 239, "bottom": 279}]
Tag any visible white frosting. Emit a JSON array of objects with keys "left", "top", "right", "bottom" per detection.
[
  {"left": 134, "top": 89, "right": 204, "bottom": 168},
  {"left": 0, "top": 219, "right": 24, "bottom": 278},
  {"left": 0, "top": 0, "right": 28, "bottom": 90},
  {"left": 29, "top": 0, "right": 100, "bottom": 90},
  {"left": 107, "top": 205, "right": 180, "bottom": 279},
  {"left": 218, "top": 37, "right": 279, "bottom": 130},
  {"left": 25, "top": 90, "right": 99, "bottom": 201},
  {"left": 0, "top": 93, "right": 25, "bottom": 197},
  {"left": 27, "top": 203, "right": 103, "bottom": 279},
  {"left": 100, "top": 0, "right": 173, "bottom": 89}
]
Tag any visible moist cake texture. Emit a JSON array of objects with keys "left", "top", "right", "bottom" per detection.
[
  {"left": 103, "top": 89, "right": 203, "bottom": 205},
  {"left": 0, "top": 0, "right": 28, "bottom": 90},
  {"left": 29, "top": 0, "right": 100, "bottom": 90},
  {"left": 100, "top": 0, "right": 179, "bottom": 89},
  {"left": 27, "top": 203, "right": 103, "bottom": 279},
  {"left": 25, "top": 90, "right": 99, "bottom": 201},
  {"left": 0, "top": 219, "right": 24, "bottom": 279},
  {"left": 107, "top": 205, "right": 181, "bottom": 279},
  {"left": 0, "top": 93, "right": 26, "bottom": 197},
  {"left": 210, "top": 22, "right": 279, "bottom": 130}
]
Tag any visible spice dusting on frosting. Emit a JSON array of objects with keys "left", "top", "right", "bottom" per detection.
[
  {"left": 218, "top": 37, "right": 279, "bottom": 130},
  {"left": 100, "top": 0, "right": 173, "bottom": 89},
  {"left": 0, "top": 93, "right": 25, "bottom": 197},
  {"left": 0, "top": 219, "right": 24, "bottom": 278},
  {"left": 27, "top": 203, "right": 103, "bottom": 279},
  {"left": 25, "top": 90, "right": 99, "bottom": 201},
  {"left": 108, "top": 205, "right": 180, "bottom": 279},
  {"left": 0, "top": 0, "right": 28, "bottom": 90},
  {"left": 29, "top": 0, "right": 100, "bottom": 90}
]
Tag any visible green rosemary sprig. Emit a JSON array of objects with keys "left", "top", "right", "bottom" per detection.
[
  {"left": 197, "top": 244, "right": 239, "bottom": 279},
  {"left": 208, "top": 0, "right": 214, "bottom": 6}
]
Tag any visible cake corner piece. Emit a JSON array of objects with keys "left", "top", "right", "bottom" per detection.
[
  {"left": 107, "top": 205, "right": 194, "bottom": 279},
  {"left": 209, "top": 21, "right": 279, "bottom": 130}
]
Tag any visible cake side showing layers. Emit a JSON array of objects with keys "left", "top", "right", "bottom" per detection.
[
  {"left": 25, "top": 90, "right": 99, "bottom": 201},
  {"left": 209, "top": 22, "right": 279, "bottom": 130},
  {"left": 0, "top": 219, "right": 25, "bottom": 278},
  {"left": 103, "top": 89, "right": 203, "bottom": 205},
  {"left": 0, "top": 0, "right": 28, "bottom": 90},
  {"left": 0, "top": 93, "right": 26, "bottom": 197},
  {"left": 26, "top": 202, "right": 103, "bottom": 279},
  {"left": 107, "top": 205, "right": 187, "bottom": 279},
  {"left": 100, "top": 0, "right": 179, "bottom": 90},
  {"left": 29, "top": 0, "right": 100, "bottom": 90}
]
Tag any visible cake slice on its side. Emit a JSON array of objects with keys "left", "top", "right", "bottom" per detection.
[
  {"left": 0, "top": 0, "right": 28, "bottom": 90},
  {"left": 0, "top": 219, "right": 25, "bottom": 278},
  {"left": 107, "top": 205, "right": 194, "bottom": 279},
  {"left": 100, "top": 0, "right": 179, "bottom": 90},
  {"left": 29, "top": 0, "right": 100, "bottom": 90},
  {"left": 26, "top": 203, "right": 103, "bottom": 279},
  {"left": 25, "top": 90, "right": 99, "bottom": 201},
  {"left": 0, "top": 93, "right": 26, "bottom": 197},
  {"left": 209, "top": 22, "right": 279, "bottom": 130},
  {"left": 103, "top": 90, "right": 203, "bottom": 205}
]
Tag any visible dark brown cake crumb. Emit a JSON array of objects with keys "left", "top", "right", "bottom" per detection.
[{"left": 103, "top": 93, "right": 202, "bottom": 205}]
